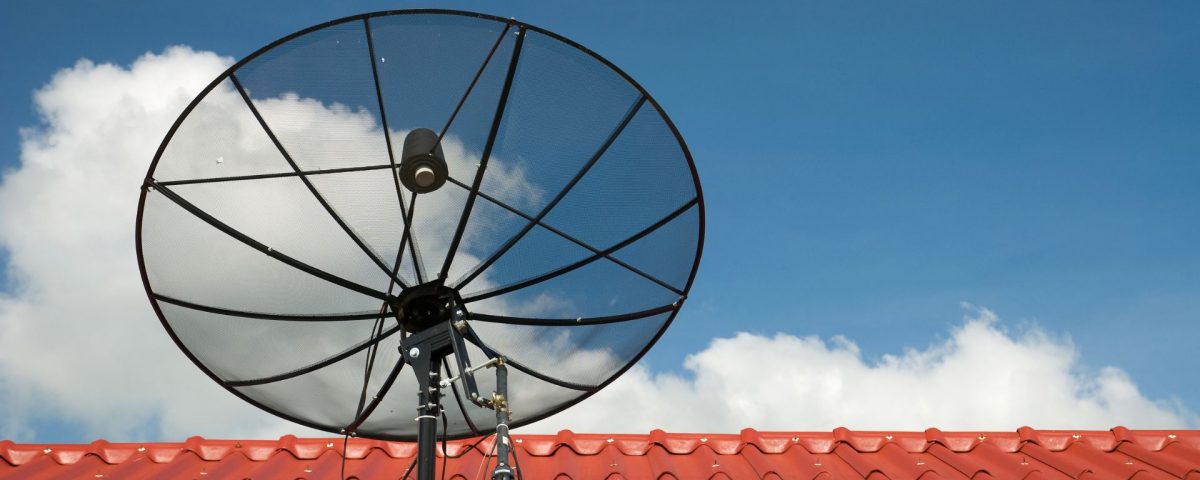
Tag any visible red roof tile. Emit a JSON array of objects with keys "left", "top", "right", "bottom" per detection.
[{"left": 3, "top": 427, "right": 1199, "bottom": 479}]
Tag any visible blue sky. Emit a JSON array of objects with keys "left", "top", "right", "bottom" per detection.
[{"left": 2, "top": 1, "right": 1198, "bottom": 441}]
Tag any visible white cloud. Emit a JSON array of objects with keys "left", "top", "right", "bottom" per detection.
[
  {"left": 0, "top": 46, "right": 319, "bottom": 441},
  {"left": 530, "top": 306, "right": 1197, "bottom": 433},
  {"left": 1, "top": 46, "right": 1193, "bottom": 444}
]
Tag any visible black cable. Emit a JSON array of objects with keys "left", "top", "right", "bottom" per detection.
[
  {"left": 443, "top": 358, "right": 481, "bottom": 436},
  {"left": 339, "top": 433, "right": 350, "bottom": 480},
  {"left": 401, "top": 456, "right": 417, "bottom": 479},
  {"left": 451, "top": 433, "right": 493, "bottom": 458},
  {"left": 509, "top": 434, "right": 523, "bottom": 480},
  {"left": 476, "top": 435, "right": 499, "bottom": 480},
  {"left": 441, "top": 410, "right": 450, "bottom": 480}
]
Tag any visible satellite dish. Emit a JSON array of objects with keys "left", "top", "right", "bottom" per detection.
[{"left": 136, "top": 9, "right": 702, "bottom": 479}]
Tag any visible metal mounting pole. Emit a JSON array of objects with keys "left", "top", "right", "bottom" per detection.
[
  {"left": 492, "top": 361, "right": 513, "bottom": 480},
  {"left": 415, "top": 357, "right": 441, "bottom": 480},
  {"left": 401, "top": 323, "right": 456, "bottom": 480}
]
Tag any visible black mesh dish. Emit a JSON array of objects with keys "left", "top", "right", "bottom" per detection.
[{"left": 136, "top": 9, "right": 703, "bottom": 440}]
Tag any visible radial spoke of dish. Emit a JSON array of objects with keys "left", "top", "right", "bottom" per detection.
[
  {"left": 364, "top": 16, "right": 415, "bottom": 292},
  {"left": 147, "top": 181, "right": 392, "bottom": 301},
  {"left": 155, "top": 163, "right": 397, "bottom": 187},
  {"left": 468, "top": 303, "right": 677, "bottom": 326},
  {"left": 462, "top": 197, "right": 699, "bottom": 304},
  {"left": 374, "top": 191, "right": 416, "bottom": 321},
  {"left": 228, "top": 73, "right": 409, "bottom": 290},
  {"left": 438, "top": 26, "right": 528, "bottom": 282},
  {"left": 153, "top": 293, "right": 389, "bottom": 321},
  {"left": 343, "top": 356, "right": 407, "bottom": 434},
  {"left": 395, "top": 190, "right": 425, "bottom": 284},
  {"left": 433, "top": 23, "right": 513, "bottom": 152},
  {"left": 224, "top": 322, "right": 403, "bottom": 387},
  {"left": 458, "top": 322, "right": 596, "bottom": 392},
  {"left": 398, "top": 189, "right": 422, "bottom": 284},
  {"left": 592, "top": 308, "right": 676, "bottom": 393},
  {"left": 443, "top": 176, "right": 682, "bottom": 295},
  {"left": 354, "top": 316, "right": 387, "bottom": 417},
  {"left": 453, "top": 95, "right": 648, "bottom": 290},
  {"left": 456, "top": 321, "right": 592, "bottom": 388}
]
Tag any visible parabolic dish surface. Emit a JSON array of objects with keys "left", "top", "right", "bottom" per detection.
[{"left": 137, "top": 10, "right": 703, "bottom": 440}]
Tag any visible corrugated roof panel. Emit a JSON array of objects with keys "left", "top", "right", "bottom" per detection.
[{"left": 4, "top": 428, "right": 1200, "bottom": 479}]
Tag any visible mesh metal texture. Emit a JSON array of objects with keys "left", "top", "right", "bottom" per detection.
[{"left": 136, "top": 10, "right": 703, "bottom": 440}]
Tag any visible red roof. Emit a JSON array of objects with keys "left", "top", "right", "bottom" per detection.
[{"left": 3, "top": 427, "right": 1199, "bottom": 479}]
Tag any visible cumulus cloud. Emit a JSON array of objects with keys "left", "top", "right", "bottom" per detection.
[
  {"left": 531, "top": 306, "right": 1197, "bottom": 433},
  {"left": 0, "top": 46, "right": 316, "bottom": 441},
  {"left": 1, "top": 46, "right": 1193, "bottom": 443}
]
